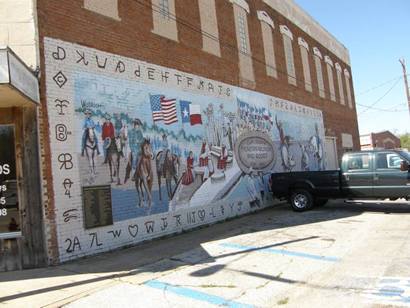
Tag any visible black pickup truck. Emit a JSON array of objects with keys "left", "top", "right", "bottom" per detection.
[{"left": 270, "top": 149, "right": 410, "bottom": 211}]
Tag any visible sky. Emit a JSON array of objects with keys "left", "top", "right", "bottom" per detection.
[{"left": 294, "top": 0, "right": 410, "bottom": 135}]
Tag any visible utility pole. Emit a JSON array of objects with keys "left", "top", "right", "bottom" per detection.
[{"left": 399, "top": 58, "right": 410, "bottom": 117}]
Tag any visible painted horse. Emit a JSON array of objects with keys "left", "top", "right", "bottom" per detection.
[
  {"left": 134, "top": 139, "right": 153, "bottom": 207},
  {"left": 106, "top": 137, "right": 123, "bottom": 185},
  {"left": 84, "top": 127, "right": 98, "bottom": 176},
  {"left": 155, "top": 149, "right": 179, "bottom": 201}
]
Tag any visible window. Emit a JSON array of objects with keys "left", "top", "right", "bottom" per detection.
[
  {"left": 347, "top": 154, "right": 370, "bottom": 171},
  {"left": 280, "top": 25, "right": 296, "bottom": 86},
  {"left": 313, "top": 48, "right": 325, "bottom": 98},
  {"left": 159, "top": 0, "right": 170, "bottom": 19},
  {"left": 151, "top": 0, "right": 178, "bottom": 41},
  {"left": 238, "top": 13, "right": 248, "bottom": 54},
  {"left": 257, "top": 11, "right": 277, "bottom": 78},
  {"left": 230, "top": 0, "right": 254, "bottom": 88},
  {"left": 325, "top": 56, "right": 336, "bottom": 102},
  {"left": 298, "top": 37, "right": 312, "bottom": 92},
  {"left": 344, "top": 69, "right": 354, "bottom": 109},
  {"left": 84, "top": 0, "right": 120, "bottom": 20},
  {"left": 198, "top": 0, "right": 221, "bottom": 56},
  {"left": 376, "top": 153, "right": 402, "bottom": 169},
  {"left": 335, "top": 63, "right": 345, "bottom": 105}
]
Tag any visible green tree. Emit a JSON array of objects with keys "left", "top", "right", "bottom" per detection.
[{"left": 400, "top": 133, "right": 410, "bottom": 150}]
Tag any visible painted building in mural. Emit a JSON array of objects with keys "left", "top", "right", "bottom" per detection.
[{"left": 0, "top": 0, "right": 359, "bottom": 269}]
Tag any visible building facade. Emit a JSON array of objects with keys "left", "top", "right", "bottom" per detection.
[
  {"left": 360, "top": 131, "right": 402, "bottom": 150},
  {"left": 0, "top": 0, "right": 359, "bottom": 269}
]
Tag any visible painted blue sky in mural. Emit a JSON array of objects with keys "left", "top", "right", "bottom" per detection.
[{"left": 73, "top": 71, "right": 236, "bottom": 139}]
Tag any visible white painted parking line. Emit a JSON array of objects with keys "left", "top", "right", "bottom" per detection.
[{"left": 364, "top": 277, "right": 410, "bottom": 306}]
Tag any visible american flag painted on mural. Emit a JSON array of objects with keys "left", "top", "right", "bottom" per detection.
[{"left": 150, "top": 94, "right": 178, "bottom": 125}]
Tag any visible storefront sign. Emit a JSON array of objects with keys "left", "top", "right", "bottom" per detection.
[
  {"left": 0, "top": 125, "right": 20, "bottom": 237},
  {"left": 235, "top": 131, "right": 276, "bottom": 174}
]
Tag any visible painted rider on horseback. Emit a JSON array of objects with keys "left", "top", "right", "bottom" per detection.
[
  {"left": 102, "top": 113, "right": 115, "bottom": 163},
  {"left": 128, "top": 118, "right": 144, "bottom": 173},
  {"left": 81, "top": 109, "right": 100, "bottom": 156}
]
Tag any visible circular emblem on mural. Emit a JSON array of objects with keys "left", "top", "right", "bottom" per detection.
[{"left": 234, "top": 131, "right": 276, "bottom": 174}]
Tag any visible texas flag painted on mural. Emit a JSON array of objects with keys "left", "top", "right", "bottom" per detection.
[{"left": 180, "top": 101, "right": 202, "bottom": 126}]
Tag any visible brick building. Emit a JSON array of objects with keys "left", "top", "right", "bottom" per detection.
[
  {"left": 0, "top": 0, "right": 359, "bottom": 270},
  {"left": 360, "top": 131, "right": 402, "bottom": 150}
]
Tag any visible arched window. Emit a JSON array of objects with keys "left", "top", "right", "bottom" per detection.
[{"left": 257, "top": 11, "right": 277, "bottom": 78}]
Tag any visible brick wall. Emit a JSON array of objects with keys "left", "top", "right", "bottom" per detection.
[
  {"left": 372, "top": 132, "right": 401, "bottom": 149},
  {"left": 36, "top": 0, "right": 360, "bottom": 262}
]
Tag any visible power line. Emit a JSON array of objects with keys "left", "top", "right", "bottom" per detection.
[
  {"left": 132, "top": 0, "right": 351, "bottom": 102},
  {"left": 356, "top": 75, "right": 403, "bottom": 96},
  {"left": 132, "top": 0, "right": 405, "bottom": 115},
  {"left": 358, "top": 78, "right": 402, "bottom": 115},
  {"left": 356, "top": 104, "right": 407, "bottom": 113}
]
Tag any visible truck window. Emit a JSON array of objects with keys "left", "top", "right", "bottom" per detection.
[
  {"left": 347, "top": 154, "right": 370, "bottom": 171},
  {"left": 376, "top": 153, "right": 402, "bottom": 169}
]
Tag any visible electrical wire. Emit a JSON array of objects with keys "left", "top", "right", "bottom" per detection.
[
  {"left": 358, "top": 78, "right": 402, "bottom": 115},
  {"left": 132, "top": 0, "right": 353, "bottom": 101},
  {"left": 140, "top": 0, "right": 408, "bottom": 115},
  {"left": 356, "top": 75, "right": 403, "bottom": 96}
]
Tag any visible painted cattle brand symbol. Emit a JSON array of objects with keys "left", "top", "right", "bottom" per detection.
[
  {"left": 128, "top": 224, "right": 138, "bottom": 238},
  {"left": 55, "top": 99, "right": 70, "bottom": 115},
  {"left": 145, "top": 221, "right": 155, "bottom": 233},
  {"left": 198, "top": 210, "right": 206, "bottom": 221},
  {"left": 53, "top": 71, "right": 68, "bottom": 88},
  {"left": 161, "top": 217, "right": 168, "bottom": 231},
  {"left": 52, "top": 46, "right": 66, "bottom": 61},
  {"left": 76, "top": 50, "right": 89, "bottom": 66},
  {"left": 58, "top": 153, "right": 73, "bottom": 170},
  {"left": 90, "top": 232, "right": 103, "bottom": 248},
  {"left": 173, "top": 215, "right": 182, "bottom": 227},
  {"left": 108, "top": 229, "right": 122, "bottom": 238},
  {"left": 209, "top": 207, "right": 216, "bottom": 218},
  {"left": 62, "top": 209, "right": 78, "bottom": 223},
  {"left": 63, "top": 178, "right": 73, "bottom": 197},
  {"left": 55, "top": 124, "right": 71, "bottom": 142}
]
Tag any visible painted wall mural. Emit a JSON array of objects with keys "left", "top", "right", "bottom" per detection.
[{"left": 44, "top": 38, "right": 326, "bottom": 262}]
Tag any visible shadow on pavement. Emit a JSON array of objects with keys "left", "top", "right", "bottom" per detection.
[{"left": 0, "top": 200, "right": 409, "bottom": 302}]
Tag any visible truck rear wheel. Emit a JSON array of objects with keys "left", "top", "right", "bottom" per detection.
[{"left": 290, "top": 189, "right": 314, "bottom": 212}]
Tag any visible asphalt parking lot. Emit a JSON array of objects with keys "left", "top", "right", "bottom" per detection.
[{"left": 1, "top": 199, "right": 410, "bottom": 307}]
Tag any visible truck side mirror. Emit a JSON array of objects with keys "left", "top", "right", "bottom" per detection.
[{"left": 400, "top": 160, "right": 409, "bottom": 172}]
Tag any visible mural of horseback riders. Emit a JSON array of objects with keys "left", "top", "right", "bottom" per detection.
[
  {"left": 74, "top": 73, "right": 326, "bottom": 224},
  {"left": 84, "top": 127, "right": 98, "bottom": 177},
  {"left": 155, "top": 148, "right": 180, "bottom": 201},
  {"left": 101, "top": 113, "right": 126, "bottom": 185},
  {"left": 134, "top": 138, "right": 153, "bottom": 208},
  {"left": 81, "top": 109, "right": 100, "bottom": 181}
]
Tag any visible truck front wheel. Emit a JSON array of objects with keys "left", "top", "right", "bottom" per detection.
[{"left": 290, "top": 189, "right": 314, "bottom": 212}]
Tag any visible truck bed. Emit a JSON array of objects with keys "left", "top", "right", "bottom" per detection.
[{"left": 270, "top": 170, "right": 341, "bottom": 199}]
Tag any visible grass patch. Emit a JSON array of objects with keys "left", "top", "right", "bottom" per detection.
[{"left": 277, "top": 297, "right": 289, "bottom": 305}]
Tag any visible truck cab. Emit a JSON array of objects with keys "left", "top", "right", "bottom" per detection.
[
  {"left": 270, "top": 149, "right": 410, "bottom": 212},
  {"left": 341, "top": 150, "right": 410, "bottom": 199}
]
